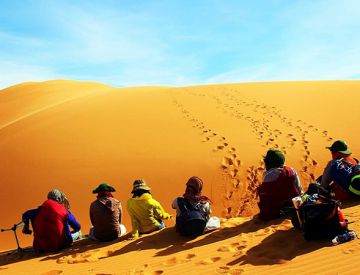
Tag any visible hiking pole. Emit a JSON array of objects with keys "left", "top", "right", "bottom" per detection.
[{"left": 0, "top": 221, "right": 25, "bottom": 255}]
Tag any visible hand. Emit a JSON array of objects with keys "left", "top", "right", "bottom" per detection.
[{"left": 22, "top": 225, "right": 32, "bottom": 235}]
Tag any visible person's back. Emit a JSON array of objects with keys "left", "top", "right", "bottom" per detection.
[
  {"left": 172, "top": 176, "right": 219, "bottom": 236},
  {"left": 320, "top": 140, "right": 358, "bottom": 200},
  {"left": 127, "top": 180, "right": 171, "bottom": 238},
  {"left": 258, "top": 150, "right": 303, "bottom": 221},
  {"left": 33, "top": 199, "right": 68, "bottom": 252},
  {"left": 90, "top": 183, "right": 125, "bottom": 241}
]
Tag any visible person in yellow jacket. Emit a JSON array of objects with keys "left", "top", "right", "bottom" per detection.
[{"left": 127, "top": 180, "right": 172, "bottom": 238}]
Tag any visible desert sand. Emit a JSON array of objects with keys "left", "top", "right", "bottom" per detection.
[{"left": 0, "top": 80, "right": 360, "bottom": 274}]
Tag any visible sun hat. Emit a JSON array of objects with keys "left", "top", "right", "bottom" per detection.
[
  {"left": 92, "top": 183, "right": 116, "bottom": 194},
  {"left": 326, "top": 140, "right": 351, "bottom": 154},
  {"left": 131, "top": 179, "right": 151, "bottom": 193}
]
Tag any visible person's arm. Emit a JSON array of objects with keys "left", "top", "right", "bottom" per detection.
[
  {"left": 118, "top": 202, "right": 123, "bottom": 224},
  {"left": 204, "top": 202, "right": 211, "bottom": 216},
  {"left": 291, "top": 168, "right": 304, "bottom": 194},
  {"left": 127, "top": 200, "right": 140, "bottom": 238},
  {"left": 22, "top": 207, "right": 40, "bottom": 226},
  {"left": 320, "top": 161, "right": 334, "bottom": 189},
  {"left": 22, "top": 207, "right": 40, "bottom": 234},
  {"left": 171, "top": 198, "right": 178, "bottom": 209},
  {"left": 153, "top": 199, "right": 171, "bottom": 220},
  {"left": 89, "top": 203, "right": 95, "bottom": 226},
  {"left": 67, "top": 211, "right": 81, "bottom": 233}
]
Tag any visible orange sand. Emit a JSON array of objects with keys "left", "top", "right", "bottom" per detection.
[{"left": 0, "top": 80, "right": 360, "bottom": 274}]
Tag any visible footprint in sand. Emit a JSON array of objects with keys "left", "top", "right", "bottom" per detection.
[
  {"left": 41, "top": 271, "right": 63, "bottom": 275},
  {"left": 163, "top": 254, "right": 196, "bottom": 266},
  {"left": 221, "top": 157, "right": 234, "bottom": 168},
  {"left": 232, "top": 179, "right": 241, "bottom": 189},
  {"left": 197, "top": 257, "right": 222, "bottom": 265},
  {"left": 57, "top": 249, "right": 114, "bottom": 264},
  {"left": 217, "top": 243, "right": 246, "bottom": 253},
  {"left": 225, "top": 191, "right": 234, "bottom": 200},
  {"left": 229, "top": 168, "right": 238, "bottom": 178},
  {"left": 163, "top": 257, "right": 179, "bottom": 266},
  {"left": 342, "top": 248, "right": 356, "bottom": 254}
]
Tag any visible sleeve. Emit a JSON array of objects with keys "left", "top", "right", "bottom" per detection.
[
  {"left": 67, "top": 211, "right": 81, "bottom": 233},
  {"left": 203, "top": 202, "right": 211, "bottom": 216},
  {"left": 171, "top": 198, "right": 178, "bottom": 209},
  {"left": 89, "top": 203, "right": 95, "bottom": 226},
  {"left": 127, "top": 200, "right": 140, "bottom": 238},
  {"left": 22, "top": 207, "right": 40, "bottom": 226},
  {"left": 291, "top": 168, "right": 303, "bottom": 194},
  {"left": 153, "top": 199, "right": 171, "bottom": 220},
  {"left": 118, "top": 202, "right": 123, "bottom": 224},
  {"left": 320, "top": 161, "right": 334, "bottom": 189}
]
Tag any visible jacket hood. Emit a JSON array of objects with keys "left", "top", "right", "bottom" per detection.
[
  {"left": 97, "top": 197, "right": 119, "bottom": 211},
  {"left": 132, "top": 193, "right": 152, "bottom": 201}
]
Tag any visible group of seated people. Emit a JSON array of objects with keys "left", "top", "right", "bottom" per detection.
[
  {"left": 257, "top": 139, "right": 360, "bottom": 221},
  {"left": 22, "top": 176, "right": 220, "bottom": 253},
  {"left": 21, "top": 139, "right": 359, "bottom": 253}
]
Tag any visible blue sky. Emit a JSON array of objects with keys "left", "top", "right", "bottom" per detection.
[{"left": 0, "top": 0, "right": 360, "bottom": 88}]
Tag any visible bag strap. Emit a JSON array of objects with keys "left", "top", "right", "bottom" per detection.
[{"left": 177, "top": 198, "right": 190, "bottom": 212}]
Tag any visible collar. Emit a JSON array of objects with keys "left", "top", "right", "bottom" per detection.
[{"left": 132, "top": 193, "right": 152, "bottom": 200}]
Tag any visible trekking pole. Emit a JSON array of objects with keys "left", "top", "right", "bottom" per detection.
[{"left": 0, "top": 221, "right": 25, "bottom": 255}]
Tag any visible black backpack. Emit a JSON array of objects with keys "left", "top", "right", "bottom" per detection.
[
  {"left": 292, "top": 190, "right": 348, "bottom": 241},
  {"left": 176, "top": 198, "right": 208, "bottom": 237}
]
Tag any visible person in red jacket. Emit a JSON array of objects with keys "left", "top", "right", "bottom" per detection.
[
  {"left": 320, "top": 140, "right": 358, "bottom": 200},
  {"left": 257, "top": 149, "right": 303, "bottom": 221},
  {"left": 22, "top": 189, "right": 81, "bottom": 253}
]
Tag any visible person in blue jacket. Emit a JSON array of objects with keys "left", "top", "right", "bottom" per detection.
[{"left": 22, "top": 189, "right": 81, "bottom": 252}]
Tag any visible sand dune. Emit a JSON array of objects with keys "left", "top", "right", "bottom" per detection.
[{"left": 0, "top": 80, "right": 360, "bottom": 274}]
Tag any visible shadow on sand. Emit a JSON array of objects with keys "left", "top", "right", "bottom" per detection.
[
  {"left": 227, "top": 227, "right": 331, "bottom": 266},
  {"left": 0, "top": 235, "right": 128, "bottom": 266},
  {"left": 108, "top": 217, "right": 287, "bottom": 258}
]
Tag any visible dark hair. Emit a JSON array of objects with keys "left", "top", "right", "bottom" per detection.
[
  {"left": 132, "top": 189, "right": 151, "bottom": 198},
  {"left": 264, "top": 149, "right": 285, "bottom": 170}
]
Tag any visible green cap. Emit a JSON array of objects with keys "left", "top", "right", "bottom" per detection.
[
  {"left": 326, "top": 140, "right": 351, "bottom": 154},
  {"left": 264, "top": 149, "right": 285, "bottom": 170},
  {"left": 92, "top": 183, "right": 116, "bottom": 194}
]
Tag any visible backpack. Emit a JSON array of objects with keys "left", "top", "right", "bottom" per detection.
[
  {"left": 331, "top": 158, "right": 360, "bottom": 196},
  {"left": 33, "top": 199, "right": 68, "bottom": 252},
  {"left": 176, "top": 198, "right": 208, "bottom": 237},
  {"left": 292, "top": 193, "right": 348, "bottom": 240},
  {"left": 257, "top": 166, "right": 302, "bottom": 221}
]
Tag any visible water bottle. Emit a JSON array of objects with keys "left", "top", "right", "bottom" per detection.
[{"left": 332, "top": 231, "right": 357, "bottom": 245}]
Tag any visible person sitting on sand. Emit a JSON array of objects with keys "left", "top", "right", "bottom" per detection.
[
  {"left": 89, "top": 183, "right": 127, "bottom": 241},
  {"left": 172, "top": 176, "right": 220, "bottom": 236},
  {"left": 127, "top": 180, "right": 172, "bottom": 238},
  {"left": 22, "top": 189, "right": 81, "bottom": 253},
  {"left": 319, "top": 140, "right": 359, "bottom": 200},
  {"left": 257, "top": 149, "right": 303, "bottom": 221}
]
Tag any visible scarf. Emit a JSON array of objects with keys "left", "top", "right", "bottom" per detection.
[
  {"left": 183, "top": 176, "right": 211, "bottom": 204},
  {"left": 47, "top": 189, "right": 71, "bottom": 209},
  {"left": 97, "top": 191, "right": 114, "bottom": 198}
]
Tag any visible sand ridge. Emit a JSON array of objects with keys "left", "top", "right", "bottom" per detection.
[{"left": 0, "top": 80, "right": 360, "bottom": 274}]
